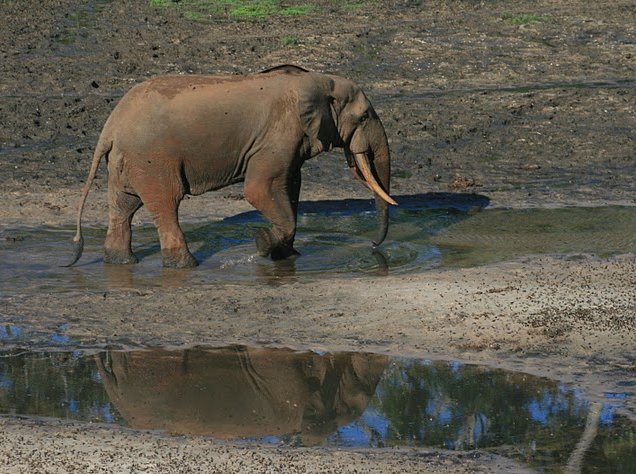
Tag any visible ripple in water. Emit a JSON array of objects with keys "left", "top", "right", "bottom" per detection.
[{"left": 1, "top": 205, "right": 634, "bottom": 293}]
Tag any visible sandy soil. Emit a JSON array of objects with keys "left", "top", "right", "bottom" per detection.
[{"left": 1, "top": 0, "right": 635, "bottom": 472}]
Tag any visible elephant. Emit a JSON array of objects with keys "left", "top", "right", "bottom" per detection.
[
  {"left": 66, "top": 65, "right": 396, "bottom": 268},
  {"left": 95, "top": 346, "right": 388, "bottom": 443}
]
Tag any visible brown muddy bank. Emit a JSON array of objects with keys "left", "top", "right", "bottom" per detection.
[{"left": 1, "top": 0, "right": 634, "bottom": 207}]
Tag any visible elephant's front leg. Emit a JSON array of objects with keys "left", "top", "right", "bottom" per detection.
[{"left": 244, "top": 162, "right": 301, "bottom": 260}]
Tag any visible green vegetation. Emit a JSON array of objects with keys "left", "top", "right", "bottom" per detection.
[
  {"left": 281, "top": 35, "right": 302, "bottom": 47},
  {"left": 502, "top": 12, "right": 554, "bottom": 25},
  {"left": 341, "top": 0, "right": 367, "bottom": 12},
  {"left": 227, "top": 1, "right": 279, "bottom": 18},
  {"left": 372, "top": 360, "right": 588, "bottom": 469},
  {"left": 149, "top": 0, "right": 367, "bottom": 21},
  {"left": 279, "top": 4, "right": 314, "bottom": 16},
  {"left": 0, "top": 350, "right": 121, "bottom": 424},
  {"left": 183, "top": 10, "right": 206, "bottom": 21},
  {"left": 392, "top": 169, "right": 412, "bottom": 179},
  {"left": 479, "top": 155, "right": 499, "bottom": 162},
  {"left": 149, "top": 0, "right": 173, "bottom": 7}
]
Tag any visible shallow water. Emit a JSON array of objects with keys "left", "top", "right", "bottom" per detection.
[
  {"left": 0, "top": 345, "right": 633, "bottom": 472},
  {"left": 1, "top": 202, "right": 634, "bottom": 293}
]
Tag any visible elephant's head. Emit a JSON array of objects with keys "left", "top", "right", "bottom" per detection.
[{"left": 297, "top": 71, "right": 396, "bottom": 246}]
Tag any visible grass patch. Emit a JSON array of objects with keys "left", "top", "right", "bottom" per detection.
[
  {"left": 480, "top": 155, "right": 499, "bottom": 162},
  {"left": 149, "top": 0, "right": 173, "bottom": 7},
  {"left": 149, "top": 1, "right": 364, "bottom": 21},
  {"left": 502, "top": 12, "right": 554, "bottom": 25},
  {"left": 183, "top": 10, "right": 206, "bottom": 20},
  {"left": 341, "top": 0, "right": 367, "bottom": 12},
  {"left": 281, "top": 35, "right": 302, "bottom": 47},
  {"left": 392, "top": 169, "right": 413, "bottom": 179},
  {"left": 280, "top": 4, "right": 314, "bottom": 16}
]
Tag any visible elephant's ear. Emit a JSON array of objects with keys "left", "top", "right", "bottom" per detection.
[{"left": 297, "top": 75, "right": 339, "bottom": 157}]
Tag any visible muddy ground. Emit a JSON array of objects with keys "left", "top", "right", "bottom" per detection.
[{"left": 1, "top": 0, "right": 635, "bottom": 472}]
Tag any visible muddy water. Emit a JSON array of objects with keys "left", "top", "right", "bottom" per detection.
[
  {"left": 1, "top": 204, "right": 634, "bottom": 293},
  {"left": 0, "top": 345, "right": 633, "bottom": 472}
]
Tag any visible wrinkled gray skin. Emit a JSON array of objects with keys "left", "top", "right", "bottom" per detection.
[{"left": 68, "top": 65, "right": 395, "bottom": 268}]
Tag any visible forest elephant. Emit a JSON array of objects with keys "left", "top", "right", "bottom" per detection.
[{"left": 67, "top": 65, "right": 396, "bottom": 268}]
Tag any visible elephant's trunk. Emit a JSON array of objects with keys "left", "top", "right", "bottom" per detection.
[
  {"left": 367, "top": 133, "right": 394, "bottom": 246},
  {"left": 346, "top": 117, "right": 395, "bottom": 247},
  {"left": 349, "top": 129, "right": 394, "bottom": 246},
  {"left": 374, "top": 194, "right": 390, "bottom": 247}
]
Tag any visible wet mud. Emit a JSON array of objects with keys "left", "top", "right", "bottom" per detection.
[{"left": 1, "top": 0, "right": 635, "bottom": 472}]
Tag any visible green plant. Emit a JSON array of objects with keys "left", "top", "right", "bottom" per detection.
[
  {"left": 148, "top": 1, "right": 362, "bottom": 21},
  {"left": 392, "top": 169, "right": 412, "bottom": 179},
  {"left": 341, "top": 0, "right": 369, "bottom": 12},
  {"left": 184, "top": 10, "right": 205, "bottom": 20},
  {"left": 281, "top": 35, "right": 302, "bottom": 47},
  {"left": 230, "top": 1, "right": 277, "bottom": 18},
  {"left": 280, "top": 5, "right": 313, "bottom": 16},
  {"left": 149, "top": 0, "right": 173, "bottom": 7},
  {"left": 228, "top": 1, "right": 314, "bottom": 18},
  {"left": 280, "top": 36, "right": 301, "bottom": 46}
]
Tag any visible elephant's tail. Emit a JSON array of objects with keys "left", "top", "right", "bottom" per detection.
[{"left": 63, "top": 136, "right": 112, "bottom": 267}]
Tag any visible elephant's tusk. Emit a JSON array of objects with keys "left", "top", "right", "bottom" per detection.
[
  {"left": 354, "top": 153, "right": 398, "bottom": 206},
  {"left": 349, "top": 165, "right": 372, "bottom": 190}
]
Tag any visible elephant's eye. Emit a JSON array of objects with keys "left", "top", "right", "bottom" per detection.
[{"left": 359, "top": 112, "right": 369, "bottom": 123}]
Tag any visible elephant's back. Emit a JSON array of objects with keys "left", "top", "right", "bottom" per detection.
[
  {"left": 118, "top": 73, "right": 297, "bottom": 103},
  {"left": 108, "top": 73, "right": 299, "bottom": 127}
]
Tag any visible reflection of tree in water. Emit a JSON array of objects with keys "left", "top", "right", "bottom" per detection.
[
  {"left": 370, "top": 360, "right": 590, "bottom": 470},
  {"left": 0, "top": 350, "right": 120, "bottom": 423},
  {"left": 582, "top": 414, "right": 636, "bottom": 474}
]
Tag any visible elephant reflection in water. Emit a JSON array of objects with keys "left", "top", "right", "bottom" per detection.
[{"left": 95, "top": 346, "right": 388, "bottom": 444}]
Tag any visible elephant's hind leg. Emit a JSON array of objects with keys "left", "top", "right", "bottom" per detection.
[
  {"left": 124, "top": 156, "right": 197, "bottom": 268},
  {"left": 141, "top": 189, "right": 198, "bottom": 269},
  {"left": 104, "top": 189, "right": 142, "bottom": 264}
]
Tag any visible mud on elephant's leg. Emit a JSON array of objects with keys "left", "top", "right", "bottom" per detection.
[
  {"left": 104, "top": 189, "right": 142, "bottom": 264},
  {"left": 245, "top": 165, "right": 301, "bottom": 260}
]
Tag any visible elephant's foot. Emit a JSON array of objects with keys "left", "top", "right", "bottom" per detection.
[
  {"left": 162, "top": 248, "right": 198, "bottom": 268},
  {"left": 104, "top": 248, "right": 138, "bottom": 265},
  {"left": 270, "top": 246, "right": 300, "bottom": 260},
  {"left": 255, "top": 228, "right": 300, "bottom": 261}
]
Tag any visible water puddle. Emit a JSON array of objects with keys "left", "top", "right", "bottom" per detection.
[
  {"left": 428, "top": 205, "right": 636, "bottom": 267},
  {"left": 0, "top": 345, "right": 633, "bottom": 471},
  {"left": 1, "top": 202, "right": 634, "bottom": 293},
  {"left": 0, "top": 324, "right": 72, "bottom": 347}
]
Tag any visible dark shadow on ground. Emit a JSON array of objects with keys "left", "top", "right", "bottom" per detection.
[{"left": 222, "top": 192, "right": 491, "bottom": 224}]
